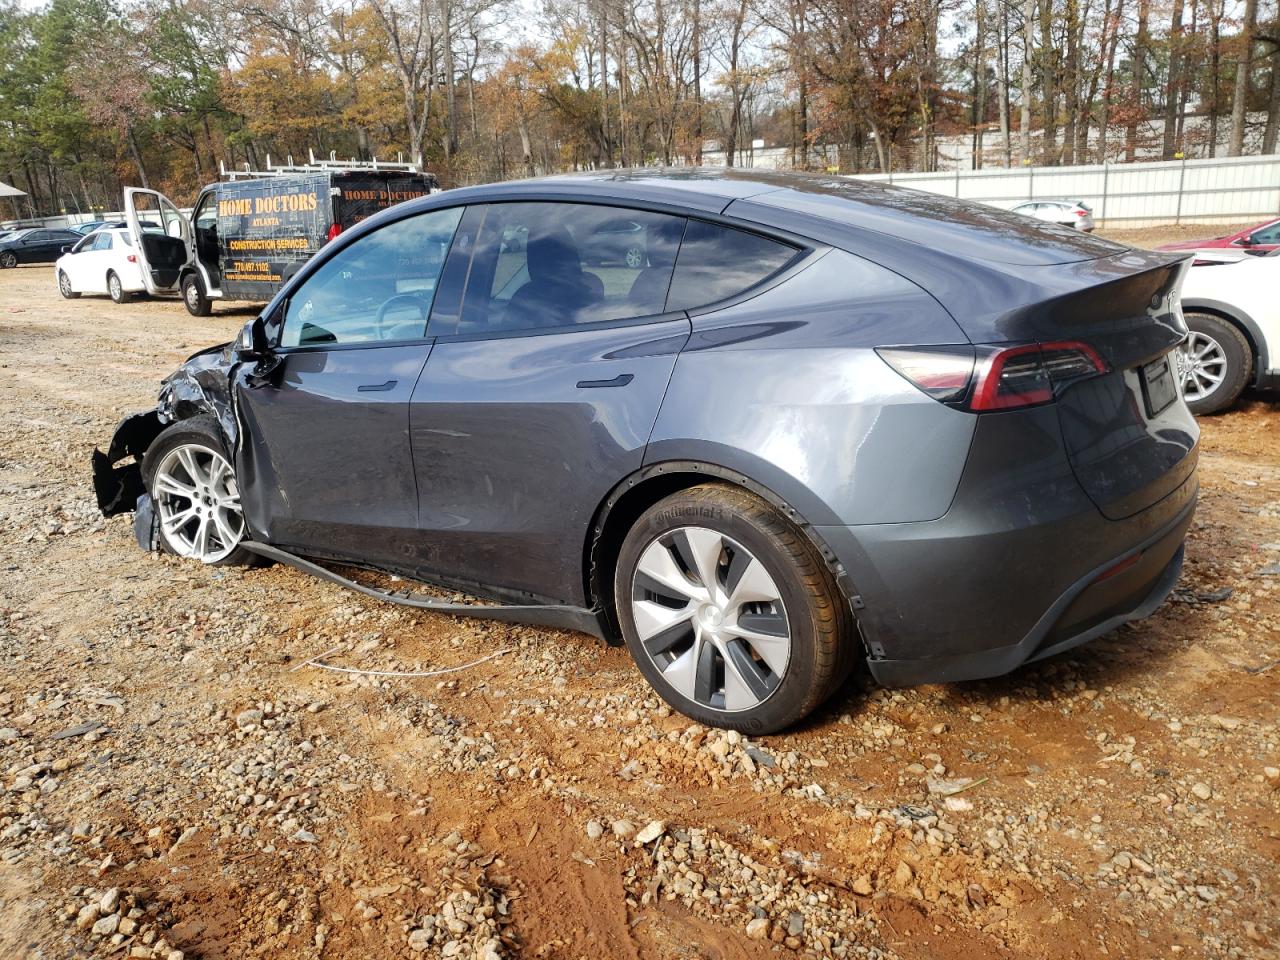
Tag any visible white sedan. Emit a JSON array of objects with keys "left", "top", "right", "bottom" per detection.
[
  {"left": 1177, "top": 250, "right": 1280, "bottom": 414},
  {"left": 54, "top": 228, "right": 149, "bottom": 303}
]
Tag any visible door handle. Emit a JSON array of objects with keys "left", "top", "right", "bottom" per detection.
[
  {"left": 357, "top": 380, "right": 398, "bottom": 393},
  {"left": 576, "top": 374, "right": 634, "bottom": 389}
]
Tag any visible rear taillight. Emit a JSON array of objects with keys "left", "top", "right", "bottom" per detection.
[
  {"left": 879, "top": 341, "right": 1107, "bottom": 412},
  {"left": 874, "top": 346, "right": 975, "bottom": 403},
  {"left": 126, "top": 254, "right": 137, "bottom": 263},
  {"left": 326, "top": 223, "right": 342, "bottom": 242},
  {"left": 1075, "top": 209, "right": 1087, "bottom": 217}
]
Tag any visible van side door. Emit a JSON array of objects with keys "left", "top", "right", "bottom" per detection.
[{"left": 124, "top": 187, "right": 192, "bottom": 294}]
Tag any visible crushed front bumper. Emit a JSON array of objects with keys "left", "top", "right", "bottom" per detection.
[{"left": 91, "top": 410, "right": 166, "bottom": 517}]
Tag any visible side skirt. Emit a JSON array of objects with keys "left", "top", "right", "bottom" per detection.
[{"left": 242, "top": 542, "right": 608, "bottom": 640}]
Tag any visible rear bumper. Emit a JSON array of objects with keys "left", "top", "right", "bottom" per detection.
[
  {"left": 815, "top": 404, "right": 1198, "bottom": 686},
  {"left": 861, "top": 494, "right": 1192, "bottom": 686}
]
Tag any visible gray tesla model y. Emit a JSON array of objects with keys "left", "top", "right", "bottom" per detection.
[{"left": 94, "top": 169, "right": 1199, "bottom": 733}]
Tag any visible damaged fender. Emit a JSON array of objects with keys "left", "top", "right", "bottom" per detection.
[{"left": 92, "top": 341, "right": 240, "bottom": 518}]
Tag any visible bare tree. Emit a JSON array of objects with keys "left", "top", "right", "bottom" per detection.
[
  {"left": 1228, "top": 0, "right": 1258, "bottom": 154},
  {"left": 366, "top": 0, "right": 440, "bottom": 168}
]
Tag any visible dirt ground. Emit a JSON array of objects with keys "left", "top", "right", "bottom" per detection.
[{"left": 0, "top": 230, "right": 1277, "bottom": 960}]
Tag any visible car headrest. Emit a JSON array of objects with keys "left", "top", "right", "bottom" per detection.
[{"left": 526, "top": 226, "right": 582, "bottom": 282}]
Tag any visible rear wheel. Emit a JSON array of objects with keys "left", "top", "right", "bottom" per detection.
[
  {"left": 142, "top": 417, "right": 256, "bottom": 567},
  {"left": 58, "top": 271, "right": 79, "bottom": 299},
  {"left": 107, "top": 271, "right": 130, "bottom": 304},
  {"left": 182, "top": 273, "right": 211, "bottom": 316},
  {"left": 614, "top": 484, "right": 853, "bottom": 733},
  {"left": 1178, "top": 312, "right": 1251, "bottom": 415}
]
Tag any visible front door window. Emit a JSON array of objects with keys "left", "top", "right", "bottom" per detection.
[{"left": 281, "top": 206, "right": 463, "bottom": 347}]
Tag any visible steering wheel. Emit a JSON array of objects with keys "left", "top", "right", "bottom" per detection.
[{"left": 375, "top": 294, "right": 428, "bottom": 340}]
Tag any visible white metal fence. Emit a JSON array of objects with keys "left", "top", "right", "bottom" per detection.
[{"left": 855, "top": 154, "right": 1280, "bottom": 227}]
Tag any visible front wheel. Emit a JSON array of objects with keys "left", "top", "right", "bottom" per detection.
[
  {"left": 58, "top": 271, "right": 80, "bottom": 299},
  {"left": 1178, "top": 312, "right": 1251, "bottom": 415},
  {"left": 182, "top": 273, "right": 211, "bottom": 316},
  {"left": 0, "top": 252, "right": 17, "bottom": 268},
  {"left": 107, "top": 271, "right": 130, "bottom": 304},
  {"left": 142, "top": 417, "right": 256, "bottom": 566},
  {"left": 614, "top": 484, "right": 853, "bottom": 734}
]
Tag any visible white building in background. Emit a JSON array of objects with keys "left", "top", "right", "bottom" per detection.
[{"left": 699, "top": 112, "right": 1273, "bottom": 172}]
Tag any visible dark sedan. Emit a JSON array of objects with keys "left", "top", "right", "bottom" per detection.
[
  {"left": 0, "top": 227, "right": 83, "bottom": 267},
  {"left": 93, "top": 169, "right": 1198, "bottom": 733}
]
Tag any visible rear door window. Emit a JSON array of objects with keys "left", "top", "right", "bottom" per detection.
[
  {"left": 450, "top": 202, "right": 686, "bottom": 336},
  {"left": 666, "top": 220, "right": 799, "bottom": 311}
]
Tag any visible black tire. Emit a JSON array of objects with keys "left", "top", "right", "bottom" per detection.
[
  {"left": 0, "top": 251, "right": 17, "bottom": 269},
  {"left": 1181, "top": 312, "right": 1251, "bottom": 415},
  {"left": 57, "top": 270, "right": 80, "bottom": 299},
  {"left": 614, "top": 483, "right": 854, "bottom": 733},
  {"left": 107, "top": 271, "right": 130, "bottom": 304},
  {"left": 141, "top": 416, "right": 258, "bottom": 567},
  {"left": 182, "top": 273, "right": 211, "bottom": 316}
]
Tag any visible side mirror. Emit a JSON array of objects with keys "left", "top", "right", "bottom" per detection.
[
  {"left": 61, "top": 245, "right": 72, "bottom": 254},
  {"left": 235, "top": 316, "right": 271, "bottom": 361},
  {"left": 1236, "top": 235, "right": 1256, "bottom": 246}
]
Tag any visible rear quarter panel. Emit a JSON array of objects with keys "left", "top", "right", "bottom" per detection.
[{"left": 646, "top": 248, "right": 976, "bottom": 526}]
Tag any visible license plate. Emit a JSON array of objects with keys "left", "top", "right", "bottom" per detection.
[{"left": 1140, "top": 355, "right": 1177, "bottom": 417}]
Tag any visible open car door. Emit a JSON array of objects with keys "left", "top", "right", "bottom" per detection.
[{"left": 124, "top": 187, "right": 192, "bottom": 295}]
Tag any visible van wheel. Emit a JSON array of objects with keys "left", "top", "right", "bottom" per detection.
[
  {"left": 107, "top": 271, "right": 130, "bottom": 303},
  {"left": 58, "top": 271, "right": 80, "bottom": 299},
  {"left": 142, "top": 416, "right": 257, "bottom": 567},
  {"left": 183, "top": 274, "right": 212, "bottom": 316},
  {"left": 614, "top": 484, "right": 853, "bottom": 734},
  {"left": 1179, "top": 312, "right": 1251, "bottom": 415}
]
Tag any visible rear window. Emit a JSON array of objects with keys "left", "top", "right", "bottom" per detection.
[{"left": 666, "top": 220, "right": 798, "bottom": 311}]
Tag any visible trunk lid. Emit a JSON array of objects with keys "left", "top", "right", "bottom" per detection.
[{"left": 1014, "top": 253, "right": 1199, "bottom": 520}]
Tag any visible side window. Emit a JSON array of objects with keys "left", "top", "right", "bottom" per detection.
[
  {"left": 1251, "top": 221, "right": 1280, "bottom": 244},
  {"left": 665, "top": 220, "right": 799, "bottom": 312},
  {"left": 26, "top": 231, "right": 48, "bottom": 242},
  {"left": 72, "top": 235, "right": 96, "bottom": 253},
  {"left": 94, "top": 233, "right": 113, "bottom": 251},
  {"left": 194, "top": 198, "right": 217, "bottom": 231},
  {"left": 280, "top": 206, "right": 463, "bottom": 348},
  {"left": 454, "top": 202, "right": 685, "bottom": 336}
]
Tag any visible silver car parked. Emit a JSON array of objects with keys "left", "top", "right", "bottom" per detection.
[{"left": 1011, "top": 199, "right": 1096, "bottom": 232}]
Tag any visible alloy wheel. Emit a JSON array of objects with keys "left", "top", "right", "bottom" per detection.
[
  {"left": 109, "top": 274, "right": 122, "bottom": 301},
  {"left": 152, "top": 443, "right": 245, "bottom": 563},
  {"left": 625, "top": 246, "right": 644, "bottom": 269},
  {"left": 0, "top": 252, "right": 15, "bottom": 268},
  {"left": 630, "top": 526, "right": 791, "bottom": 712},
  {"left": 58, "top": 272, "right": 72, "bottom": 297},
  {"left": 1177, "top": 331, "right": 1227, "bottom": 401}
]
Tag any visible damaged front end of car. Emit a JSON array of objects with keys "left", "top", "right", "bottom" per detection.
[{"left": 91, "top": 341, "right": 239, "bottom": 548}]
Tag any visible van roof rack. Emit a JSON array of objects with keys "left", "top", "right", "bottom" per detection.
[{"left": 219, "top": 150, "right": 422, "bottom": 180}]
